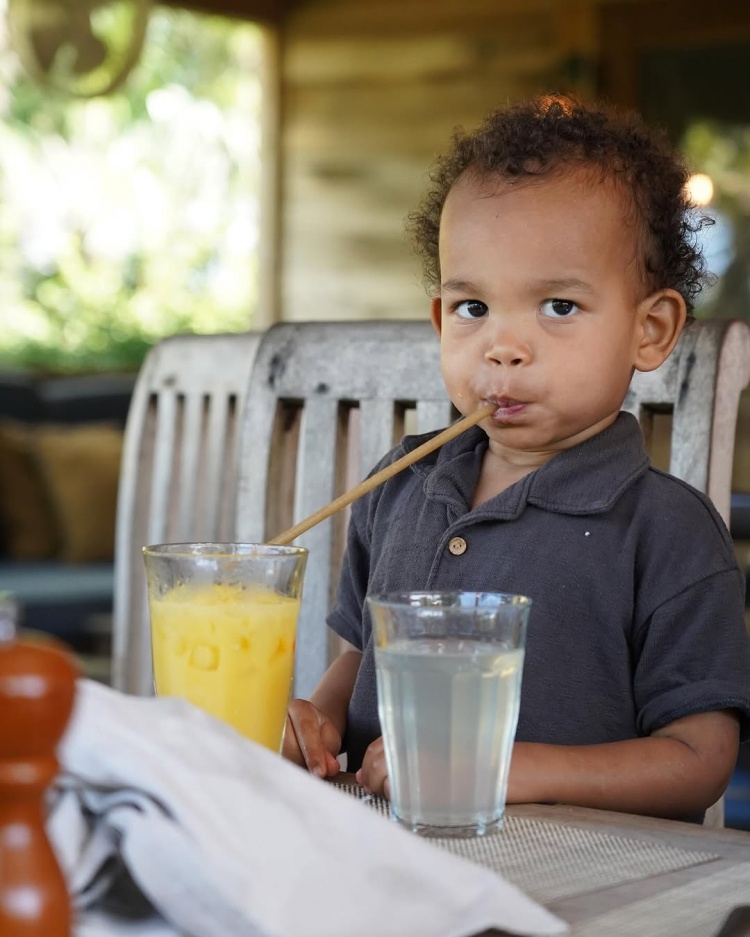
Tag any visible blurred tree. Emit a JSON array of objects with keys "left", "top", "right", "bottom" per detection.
[{"left": 0, "top": 5, "right": 262, "bottom": 372}]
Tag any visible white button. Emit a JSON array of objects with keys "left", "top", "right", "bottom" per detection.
[{"left": 448, "top": 536, "right": 467, "bottom": 556}]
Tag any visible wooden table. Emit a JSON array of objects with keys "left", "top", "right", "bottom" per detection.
[{"left": 333, "top": 776, "right": 750, "bottom": 937}]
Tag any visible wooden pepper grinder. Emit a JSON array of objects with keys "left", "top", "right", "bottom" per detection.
[{"left": 0, "top": 594, "right": 78, "bottom": 937}]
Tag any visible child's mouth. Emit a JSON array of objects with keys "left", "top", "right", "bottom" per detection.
[{"left": 485, "top": 397, "right": 527, "bottom": 419}]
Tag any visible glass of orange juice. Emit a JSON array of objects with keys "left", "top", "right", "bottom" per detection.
[{"left": 142, "top": 542, "right": 307, "bottom": 752}]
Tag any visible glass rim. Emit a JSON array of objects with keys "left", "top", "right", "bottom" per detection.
[
  {"left": 142, "top": 542, "right": 308, "bottom": 559},
  {"left": 366, "top": 590, "right": 532, "bottom": 609}
]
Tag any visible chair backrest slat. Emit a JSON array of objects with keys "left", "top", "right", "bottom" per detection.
[
  {"left": 295, "top": 396, "right": 340, "bottom": 521},
  {"left": 146, "top": 389, "right": 178, "bottom": 546},
  {"left": 291, "top": 397, "right": 341, "bottom": 694},
  {"left": 358, "top": 399, "right": 397, "bottom": 480},
  {"left": 415, "top": 399, "right": 455, "bottom": 436},
  {"left": 175, "top": 392, "right": 204, "bottom": 538},
  {"left": 201, "top": 392, "right": 233, "bottom": 537},
  {"left": 710, "top": 320, "right": 750, "bottom": 522}
]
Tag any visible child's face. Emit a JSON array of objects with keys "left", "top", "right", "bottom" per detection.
[{"left": 431, "top": 166, "right": 679, "bottom": 464}]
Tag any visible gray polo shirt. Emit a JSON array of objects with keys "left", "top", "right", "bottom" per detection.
[{"left": 328, "top": 412, "right": 750, "bottom": 775}]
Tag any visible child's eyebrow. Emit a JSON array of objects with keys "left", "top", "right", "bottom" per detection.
[
  {"left": 440, "top": 278, "right": 479, "bottom": 294},
  {"left": 531, "top": 277, "right": 595, "bottom": 294}
]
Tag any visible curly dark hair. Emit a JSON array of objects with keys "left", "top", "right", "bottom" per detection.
[{"left": 408, "top": 94, "right": 712, "bottom": 312}]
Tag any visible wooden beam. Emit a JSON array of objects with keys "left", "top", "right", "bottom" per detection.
[
  {"left": 157, "top": 0, "right": 288, "bottom": 24},
  {"left": 257, "top": 28, "right": 283, "bottom": 327}
]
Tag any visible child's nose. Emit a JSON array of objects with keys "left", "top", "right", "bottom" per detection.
[{"left": 484, "top": 330, "right": 532, "bottom": 367}]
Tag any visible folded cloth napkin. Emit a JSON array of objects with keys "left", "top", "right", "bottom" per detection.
[{"left": 48, "top": 679, "right": 568, "bottom": 937}]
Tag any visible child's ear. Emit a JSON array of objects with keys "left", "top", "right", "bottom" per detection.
[
  {"left": 430, "top": 297, "right": 442, "bottom": 336},
  {"left": 633, "top": 289, "right": 687, "bottom": 373}
]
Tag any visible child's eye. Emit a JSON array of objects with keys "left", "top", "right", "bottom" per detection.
[
  {"left": 540, "top": 299, "right": 579, "bottom": 319},
  {"left": 454, "top": 300, "right": 488, "bottom": 319}
]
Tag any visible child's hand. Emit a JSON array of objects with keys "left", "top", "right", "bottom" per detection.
[
  {"left": 356, "top": 736, "right": 390, "bottom": 799},
  {"left": 282, "top": 699, "right": 342, "bottom": 779}
]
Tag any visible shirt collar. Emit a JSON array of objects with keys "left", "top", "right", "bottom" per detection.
[{"left": 401, "top": 411, "right": 650, "bottom": 516}]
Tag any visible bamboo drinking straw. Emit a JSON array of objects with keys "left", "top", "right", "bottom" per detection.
[{"left": 269, "top": 402, "right": 496, "bottom": 546}]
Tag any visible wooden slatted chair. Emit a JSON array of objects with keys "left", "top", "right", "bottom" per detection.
[
  {"left": 111, "top": 332, "right": 261, "bottom": 695},
  {"left": 111, "top": 317, "right": 750, "bottom": 824}
]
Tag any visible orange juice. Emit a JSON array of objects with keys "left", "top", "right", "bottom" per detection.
[{"left": 149, "top": 582, "right": 299, "bottom": 751}]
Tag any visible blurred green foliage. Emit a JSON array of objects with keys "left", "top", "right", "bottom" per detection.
[
  {"left": 0, "top": 7, "right": 262, "bottom": 374},
  {"left": 682, "top": 121, "right": 750, "bottom": 323}
]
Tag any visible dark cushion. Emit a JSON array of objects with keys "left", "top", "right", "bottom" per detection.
[
  {"left": 38, "top": 373, "right": 136, "bottom": 425},
  {"left": 0, "top": 372, "right": 46, "bottom": 422}
]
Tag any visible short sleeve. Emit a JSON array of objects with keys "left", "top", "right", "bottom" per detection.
[{"left": 634, "top": 567, "right": 750, "bottom": 739}]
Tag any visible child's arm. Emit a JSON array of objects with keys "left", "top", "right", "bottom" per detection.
[
  {"left": 357, "top": 709, "right": 739, "bottom": 818},
  {"left": 282, "top": 637, "right": 362, "bottom": 779},
  {"left": 506, "top": 709, "right": 739, "bottom": 818}
]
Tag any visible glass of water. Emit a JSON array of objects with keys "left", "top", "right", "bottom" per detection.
[{"left": 367, "top": 590, "right": 531, "bottom": 837}]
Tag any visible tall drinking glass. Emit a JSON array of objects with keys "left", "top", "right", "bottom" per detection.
[
  {"left": 143, "top": 542, "right": 307, "bottom": 752},
  {"left": 368, "top": 590, "right": 531, "bottom": 837}
]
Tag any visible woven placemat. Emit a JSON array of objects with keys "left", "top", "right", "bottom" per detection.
[
  {"left": 574, "top": 863, "right": 750, "bottom": 937},
  {"left": 335, "top": 782, "right": 719, "bottom": 904}
]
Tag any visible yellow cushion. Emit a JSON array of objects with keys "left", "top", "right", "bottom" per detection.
[
  {"left": 34, "top": 423, "right": 124, "bottom": 563},
  {"left": 0, "top": 421, "right": 59, "bottom": 559}
]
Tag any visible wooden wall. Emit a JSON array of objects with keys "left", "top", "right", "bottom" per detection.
[
  {"left": 274, "top": 0, "right": 603, "bottom": 325},
  {"left": 270, "top": 0, "right": 746, "bottom": 329}
]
